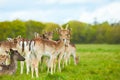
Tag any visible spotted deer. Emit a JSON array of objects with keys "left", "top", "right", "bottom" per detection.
[
  {"left": 63, "top": 40, "right": 79, "bottom": 66},
  {"left": 13, "top": 36, "right": 31, "bottom": 75},
  {"left": 0, "top": 55, "right": 9, "bottom": 65},
  {"left": 0, "top": 49, "right": 25, "bottom": 75},
  {"left": 42, "top": 31, "right": 54, "bottom": 40},
  {"left": 0, "top": 36, "right": 31, "bottom": 75},
  {"left": 43, "top": 25, "right": 78, "bottom": 68},
  {"left": 29, "top": 25, "right": 70, "bottom": 77}
]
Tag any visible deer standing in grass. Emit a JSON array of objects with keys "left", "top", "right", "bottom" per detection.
[
  {"left": 43, "top": 25, "right": 79, "bottom": 68},
  {"left": 63, "top": 39, "right": 79, "bottom": 67},
  {"left": 13, "top": 36, "right": 31, "bottom": 75},
  {"left": 0, "top": 36, "right": 31, "bottom": 75},
  {"left": 29, "top": 25, "right": 70, "bottom": 77},
  {"left": 0, "top": 49, "right": 25, "bottom": 75}
]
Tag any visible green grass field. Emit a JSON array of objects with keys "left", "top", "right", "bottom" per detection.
[{"left": 0, "top": 44, "right": 120, "bottom": 80}]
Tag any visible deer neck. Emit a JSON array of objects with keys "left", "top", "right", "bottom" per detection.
[
  {"left": 56, "top": 40, "right": 64, "bottom": 50},
  {"left": 9, "top": 56, "right": 17, "bottom": 73}
]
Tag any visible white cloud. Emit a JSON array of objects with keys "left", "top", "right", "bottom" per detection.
[
  {"left": 79, "top": 2, "right": 120, "bottom": 23},
  {"left": 37, "top": 0, "right": 103, "bottom": 4},
  {"left": 0, "top": 0, "right": 120, "bottom": 24},
  {"left": 9, "top": 10, "right": 53, "bottom": 21}
]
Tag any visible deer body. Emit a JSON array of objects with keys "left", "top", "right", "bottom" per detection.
[
  {"left": 0, "top": 49, "right": 25, "bottom": 75},
  {"left": 29, "top": 37, "right": 65, "bottom": 77},
  {"left": 29, "top": 26, "right": 70, "bottom": 77},
  {"left": 0, "top": 41, "right": 17, "bottom": 55},
  {"left": 64, "top": 43, "right": 77, "bottom": 66}
]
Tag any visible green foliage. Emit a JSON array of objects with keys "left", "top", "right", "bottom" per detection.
[
  {"left": 25, "top": 20, "right": 45, "bottom": 39},
  {"left": 0, "top": 20, "right": 120, "bottom": 43}
]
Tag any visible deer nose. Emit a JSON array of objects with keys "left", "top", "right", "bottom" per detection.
[
  {"left": 63, "top": 39, "right": 66, "bottom": 42},
  {"left": 63, "top": 39, "right": 65, "bottom": 41}
]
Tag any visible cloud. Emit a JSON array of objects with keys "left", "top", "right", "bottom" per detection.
[
  {"left": 8, "top": 10, "right": 52, "bottom": 21},
  {"left": 79, "top": 2, "right": 120, "bottom": 23},
  {"left": 0, "top": 0, "right": 120, "bottom": 24},
  {"left": 36, "top": 0, "right": 104, "bottom": 4}
]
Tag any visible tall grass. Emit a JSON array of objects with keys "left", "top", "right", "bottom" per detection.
[{"left": 0, "top": 44, "right": 120, "bottom": 80}]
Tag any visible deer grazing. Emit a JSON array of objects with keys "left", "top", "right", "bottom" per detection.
[
  {"left": 0, "top": 49, "right": 25, "bottom": 75},
  {"left": 63, "top": 39, "right": 79, "bottom": 66}
]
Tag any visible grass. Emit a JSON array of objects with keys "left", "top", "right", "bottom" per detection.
[{"left": 0, "top": 44, "right": 120, "bottom": 80}]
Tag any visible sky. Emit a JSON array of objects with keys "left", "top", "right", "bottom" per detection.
[{"left": 0, "top": 0, "right": 120, "bottom": 24}]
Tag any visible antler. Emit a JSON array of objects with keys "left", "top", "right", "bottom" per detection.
[
  {"left": 59, "top": 25, "right": 63, "bottom": 30},
  {"left": 34, "top": 32, "right": 40, "bottom": 38},
  {"left": 65, "top": 24, "right": 69, "bottom": 30}
]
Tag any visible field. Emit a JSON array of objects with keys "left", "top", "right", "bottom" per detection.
[{"left": 0, "top": 44, "right": 120, "bottom": 80}]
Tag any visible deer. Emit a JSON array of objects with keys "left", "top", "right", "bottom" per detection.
[
  {"left": 0, "top": 38, "right": 17, "bottom": 55},
  {"left": 6, "top": 38, "right": 14, "bottom": 42},
  {"left": 42, "top": 31, "right": 54, "bottom": 40},
  {"left": 13, "top": 36, "right": 31, "bottom": 75},
  {"left": 29, "top": 25, "right": 70, "bottom": 77},
  {"left": 63, "top": 39, "right": 79, "bottom": 67},
  {"left": 0, "top": 36, "right": 31, "bottom": 75},
  {"left": 0, "top": 49, "right": 25, "bottom": 75},
  {"left": 0, "top": 55, "right": 9, "bottom": 65},
  {"left": 42, "top": 25, "right": 79, "bottom": 68}
]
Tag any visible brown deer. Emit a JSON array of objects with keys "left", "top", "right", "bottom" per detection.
[
  {"left": 0, "top": 55, "right": 9, "bottom": 65},
  {"left": 42, "top": 25, "right": 78, "bottom": 68},
  {"left": 0, "top": 49, "right": 25, "bottom": 75},
  {"left": 0, "top": 36, "right": 31, "bottom": 75},
  {"left": 29, "top": 25, "right": 70, "bottom": 77},
  {"left": 13, "top": 36, "right": 31, "bottom": 75},
  {"left": 63, "top": 40, "right": 79, "bottom": 66},
  {"left": 42, "top": 31, "right": 54, "bottom": 40}
]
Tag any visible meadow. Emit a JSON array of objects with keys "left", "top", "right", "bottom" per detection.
[{"left": 0, "top": 44, "right": 120, "bottom": 80}]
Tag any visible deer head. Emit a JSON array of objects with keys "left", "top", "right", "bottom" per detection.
[
  {"left": 43, "top": 31, "right": 54, "bottom": 40},
  {"left": 57, "top": 24, "right": 71, "bottom": 45},
  {"left": 6, "top": 49, "right": 25, "bottom": 61},
  {"left": 34, "top": 32, "right": 40, "bottom": 38}
]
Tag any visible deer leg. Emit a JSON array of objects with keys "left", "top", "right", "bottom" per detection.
[
  {"left": 47, "top": 67, "right": 50, "bottom": 73},
  {"left": 65, "top": 52, "right": 69, "bottom": 66},
  {"left": 58, "top": 52, "right": 64, "bottom": 72},
  {"left": 53, "top": 61, "right": 56, "bottom": 73},
  {"left": 58, "top": 56, "right": 61, "bottom": 72},
  {"left": 73, "top": 53, "right": 76, "bottom": 65},
  {"left": 20, "top": 61, "right": 24, "bottom": 74},
  {"left": 35, "top": 60, "right": 39, "bottom": 78},
  {"left": 62, "top": 53, "right": 66, "bottom": 68},
  {"left": 26, "top": 61, "right": 30, "bottom": 74},
  {"left": 49, "top": 57, "right": 53, "bottom": 74},
  {"left": 31, "top": 66, "right": 34, "bottom": 78},
  {"left": 35, "top": 67, "right": 38, "bottom": 77},
  {"left": 66, "top": 53, "right": 71, "bottom": 65}
]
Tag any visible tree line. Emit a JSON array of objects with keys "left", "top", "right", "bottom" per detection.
[{"left": 0, "top": 19, "right": 120, "bottom": 44}]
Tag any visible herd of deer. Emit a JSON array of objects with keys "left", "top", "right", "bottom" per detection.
[{"left": 0, "top": 24, "right": 79, "bottom": 78}]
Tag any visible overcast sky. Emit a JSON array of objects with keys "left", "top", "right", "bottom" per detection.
[{"left": 0, "top": 0, "right": 120, "bottom": 24}]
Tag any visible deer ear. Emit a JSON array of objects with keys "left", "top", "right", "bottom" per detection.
[
  {"left": 5, "top": 51, "right": 9, "bottom": 54},
  {"left": 5, "top": 51, "right": 11, "bottom": 55},
  {"left": 55, "top": 28, "right": 58, "bottom": 31},
  {"left": 17, "top": 35, "right": 21, "bottom": 39},
  {"left": 10, "top": 48, "right": 14, "bottom": 52}
]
